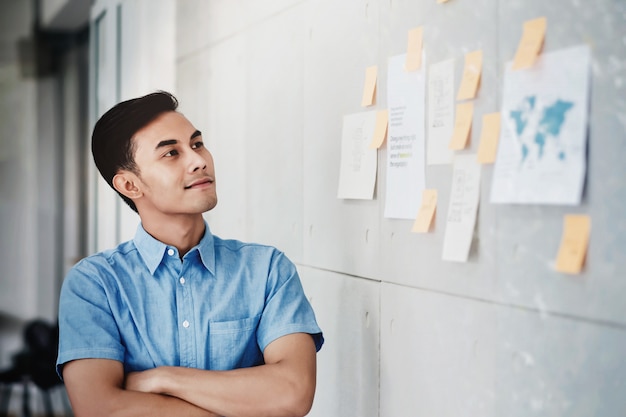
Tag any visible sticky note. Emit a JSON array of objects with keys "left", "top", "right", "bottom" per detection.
[
  {"left": 361, "top": 66, "right": 378, "bottom": 107},
  {"left": 477, "top": 112, "right": 501, "bottom": 163},
  {"left": 555, "top": 214, "right": 591, "bottom": 274},
  {"left": 456, "top": 50, "right": 483, "bottom": 101},
  {"left": 405, "top": 27, "right": 423, "bottom": 72},
  {"left": 412, "top": 189, "right": 437, "bottom": 233},
  {"left": 512, "top": 17, "right": 547, "bottom": 70},
  {"left": 449, "top": 101, "right": 474, "bottom": 150},
  {"left": 370, "top": 110, "right": 389, "bottom": 149}
]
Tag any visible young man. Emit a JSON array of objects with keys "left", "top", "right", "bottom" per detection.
[{"left": 56, "top": 91, "right": 324, "bottom": 417}]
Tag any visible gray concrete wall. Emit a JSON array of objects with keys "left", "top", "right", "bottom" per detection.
[{"left": 175, "top": 1, "right": 626, "bottom": 415}]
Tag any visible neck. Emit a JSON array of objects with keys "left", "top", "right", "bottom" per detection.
[{"left": 140, "top": 213, "right": 206, "bottom": 257}]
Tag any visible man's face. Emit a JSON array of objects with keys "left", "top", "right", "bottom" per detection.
[{"left": 130, "top": 111, "right": 217, "bottom": 216}]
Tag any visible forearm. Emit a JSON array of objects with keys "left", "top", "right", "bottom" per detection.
[
  {"left": 61, "top": 359, "right": 221, "bottom": 417},
  {"left": 127, "top": 334, "right": 317, "bottom": 417},
  {"left": 69, "top": 384, "right": 221, "bottom": 417},
  {"left": 151, "top": 364, "right": 313, "bottom": 417}
]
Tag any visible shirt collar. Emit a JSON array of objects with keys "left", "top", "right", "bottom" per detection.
[{"left": 133, "top": 221, "right": 216, "bottom": 276}]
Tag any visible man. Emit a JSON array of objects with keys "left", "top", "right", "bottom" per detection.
[{"left": 56, "top": 91, "right": 324, "bottom": 417}]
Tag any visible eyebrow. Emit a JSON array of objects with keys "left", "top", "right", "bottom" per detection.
[{"left": 155, "top": 130, "right": 202, "bottom": 150}]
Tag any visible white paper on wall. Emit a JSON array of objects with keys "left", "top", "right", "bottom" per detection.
[
  {"left": 337, "top": 111, "right": 378, "bottom": 199},
  {"left": 442, "top": 154, "right": 481, "bottom": 262},
  {"left": 490, "top": 45, "right": 591, "bottom": 205},
  {"left": 384, "top": 53, "right": 427, "bottom": 219},
  {"left": 427, "top": 58, "right": 455, "bottom": 165}
]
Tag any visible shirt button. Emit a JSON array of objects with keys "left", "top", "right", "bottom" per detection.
[
  {"left": 167, "top": 248, "right": 175, "bottom": 256},
  {"left": 183, "top": 320, "right": 190, "bottom": 328},
  {"left": 179, "top": 277, "right": 186, "bottom": 285}
]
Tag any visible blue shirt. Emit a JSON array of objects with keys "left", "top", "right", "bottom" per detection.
[{"left": 56, "top": 223, "right": 323, "bottom": 377}]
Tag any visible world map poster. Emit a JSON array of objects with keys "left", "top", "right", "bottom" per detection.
[{"left": 490, "top": 45, "right": 591, "bottom": 205}]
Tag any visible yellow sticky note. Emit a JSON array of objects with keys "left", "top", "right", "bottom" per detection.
[
  {"left": 512, "top": 17, "right": 547, "bottom": 70},
  {"left": 405, "top": 27, "right": 423, "bottom": 72},
  {"left": 555, "top": 215, "right": 591, "bottom": 274},
  {"left": 370, "top": 110, "right": 389, "bottom": 149},
  {"left": 477, "top": 112, "right": 501, "bottom": 164},
  {"left": 361, "top": 66, "right": 378, "bottom": 107},
  {"left": 412, "top": 189, "right": 438, "bottom": 233},
  {"left": 449, "top": 101, "right": 474, "bottom": 150},
  {"left": 456, "top": 50, "right": 483, "bottom": 101}
]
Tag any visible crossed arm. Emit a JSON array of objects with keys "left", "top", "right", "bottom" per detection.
[{"left": 62, "top": 333, "right": 317, "bottom": 417}]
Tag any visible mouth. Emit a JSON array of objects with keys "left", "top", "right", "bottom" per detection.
[{"left": 184, "top": 177, "right": 214, "bottom": 189}]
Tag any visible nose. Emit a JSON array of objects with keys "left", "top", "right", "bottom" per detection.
[{"left": 188, "top": 149, "right": 208, "bottom": 173}]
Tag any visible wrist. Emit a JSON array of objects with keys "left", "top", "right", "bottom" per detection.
[{"left": 153, "top": 366, "right": 175, "bottom": 394}]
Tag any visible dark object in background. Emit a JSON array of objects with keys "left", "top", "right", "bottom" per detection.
[{"left": 0, "top": 319, "right": 71, "bottom": 417}]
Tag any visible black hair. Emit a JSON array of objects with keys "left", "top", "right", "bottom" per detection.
[{"left": 91, "top": 90, "right": 179, "bottom": 212}]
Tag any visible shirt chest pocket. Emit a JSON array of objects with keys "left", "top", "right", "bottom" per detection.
[{"left": 208, "top": 314, "right": 263, "bottom": 370}]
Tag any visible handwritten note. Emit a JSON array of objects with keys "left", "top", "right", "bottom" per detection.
[
  {"left": 555, "top": 214, "right": 591, "bottom": 274},
  {"left": 442, "top": 154, "right": 481, "bottom": 262},
  {"left": 412, "top": 189, "right": 437, "bottom": 233},
  {"left": 370, "top": 110, "right": 389, "bottom": 149},
  {"left": 477, "top": 112, "right": 501, "bottom": 163},
  {"left": 427, "top": 59, "right": 455, "bottom": 164},
  {"left": 457, "top": 50, "right": 483, "bottom": 101},
  {"left": 361, "top": 66, "right": 378, "bottom": 107},
  {"left": 449, "top": 101, "right": 474, "bottom": 150},
  {"left": 512, "top": 17, "right": 547, "bottom": 70},
  {"left": 337, "top": 111, "right": 378, "bottom": 199},
  {"left": 405, "top": 27, "right": 424, "bottom": 72}
]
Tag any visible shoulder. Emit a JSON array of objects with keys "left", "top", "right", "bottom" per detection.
[
  {"left": 213, "top": 235, "right": 284, "bottom": 258},
  {"left": 65, "top": 240, "right": 138, "bottom": 284},
  {"left": 212, "top": 235, "right": 296, "bottom": 274}
]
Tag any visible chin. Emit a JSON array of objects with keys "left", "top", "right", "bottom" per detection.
[{"left": 201, "top": 198, "right": 218, "bottom": 213}]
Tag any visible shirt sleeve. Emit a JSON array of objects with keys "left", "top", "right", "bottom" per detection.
[
  {"left": 256, "top": 251, "right": 324, "bottom": 353},
  {"left": 56, "top": 257, "right": 125, "bottom": 379}
]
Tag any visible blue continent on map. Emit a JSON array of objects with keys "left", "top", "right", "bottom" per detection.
[
  {"left": 535, "top": 100, "right": 574, "bottom": 159},
  {"left": 509, "top": 96, "right": 574, "bottom": 164},
  {"left": 510, "top": 96, "right": 536, "bottom": 136}
]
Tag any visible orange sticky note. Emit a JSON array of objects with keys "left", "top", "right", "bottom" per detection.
[
  {"left": 512, "top": 17, "right": 547, "bottom": 70},
  {"left": 412, "top": 189, "right": 438, "bottom": 233},
  {"left": 555, "top": 214, "right": 591, "bottom": 274},
  {"left": 361, "top": 66, "right": 378, "bottom": 107},
  {"left": 405, "top": 27, "right": 423, "bottom": 72},
  {"left": 456, "top": 50, "right": 483, "bottom": 101},
  {"left": 370, "top": 110, "right": 389, "bottom": 149},
  {"left": 477, "top": 112, "right": 501, "bottom": 164},
  {"left": 449, "top": 101, "right": 474, "bottom": 150}
]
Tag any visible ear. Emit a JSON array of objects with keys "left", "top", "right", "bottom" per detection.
[{"left": 112, "top": 171, "right": 143, "bottom": 201}]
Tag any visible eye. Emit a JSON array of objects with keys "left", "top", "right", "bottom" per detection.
[
  {"left": 164, "top": 149, "right": 179, "bottom": 157},
  {"left": 192, "top": 141, "right": 204, "bottom": 149}
]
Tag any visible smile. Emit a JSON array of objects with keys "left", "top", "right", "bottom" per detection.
[{"left": 184, "top": 177, "right": 214, "bottom": 189}]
